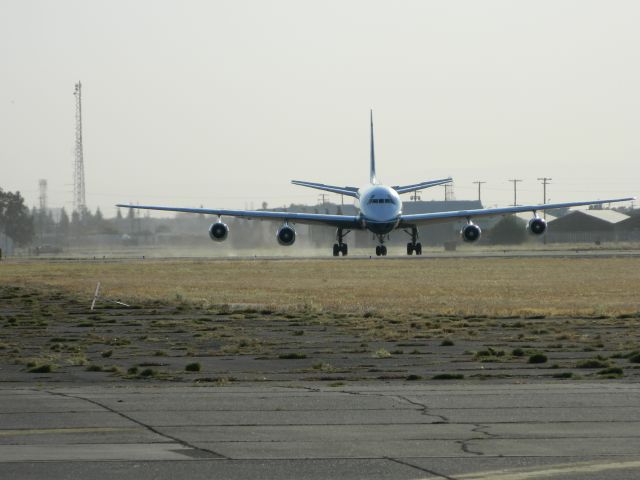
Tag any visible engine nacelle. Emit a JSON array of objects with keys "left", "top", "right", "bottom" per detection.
[
  {"left": 527, "top": 217, "right": 547, "bottom": 235},
  {"left": 276, "top": 225, "right": 296, "bottom": 246},
  {"left": 208, "top": 222, "right": 229, "bottom": 242},
  {"left": 460, "top": 223, "right": 482, "bottom": 243}
]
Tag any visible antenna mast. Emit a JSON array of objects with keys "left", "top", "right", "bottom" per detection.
[{"left": 73, "top": 81, "right": 86, "bottom": 215}]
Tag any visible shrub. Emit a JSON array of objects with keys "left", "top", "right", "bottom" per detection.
[
  {"left": 28, "top": 364, "right": 52, "bottom": 373},
  {"left": 576, "top": 359, "right": 609, "bottom": 369},
  {"left": 512, "top": 348, "right": 525, "bottom": 357},
  {"left": 528, "top": 353, "right": 548, "bottom": 364},
  {"left": 441, "top": 339, "right": 455, "bottom": 346},
  {"left": 278, "top": 352, "right": 307, "bottom": 359},
  {"left": 86, "top": 365, "right": 103, "bottom": 372},
  {"left": 185, "top": 362, "right": 201, "bottom": 372},
  {"left": 432, "top": 373, "right": 464, "bottom": 380},
  {"left": 552, "top": 372, "right": 573, "bottom": 379},
  {"left": 598, "top": 367, "right": 623, "bottom": 376},
  {"left": 406, "top": 374, "right": 423, "bottom": 381}
]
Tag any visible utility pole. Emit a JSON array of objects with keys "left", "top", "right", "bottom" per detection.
[
  {"left": 318, "top": 194, "right": 328, "bottom": 205},
  {"left": 537, "top": 177, "right": 552, "bottom": 245},
  {"left": 508, "top": 179, "right": 523, "bottom": 206},
  {"left": 537, "top": 177, "right": 552, "bottom": 220},
  {"left": 410, "top": 190, "right": 422, "bottom": 202},
  {"left": 472, "top": 181, "right": 486, "bottom": 203},
  {"left": 537, "top": 177, "right": 552, "bottom": 206}
]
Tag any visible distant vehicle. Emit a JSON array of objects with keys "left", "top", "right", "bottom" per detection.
[{"left": 118, "top": 113, "right": 634, "bottom": 256}]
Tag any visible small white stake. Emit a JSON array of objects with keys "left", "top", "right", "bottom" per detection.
[{"left": 90, "top": 282, "right": 101, "bottom": 311}]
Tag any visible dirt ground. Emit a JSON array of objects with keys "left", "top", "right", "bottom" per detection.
[{"left": 1, "top": 283, "right": 639, "bottom": 384}]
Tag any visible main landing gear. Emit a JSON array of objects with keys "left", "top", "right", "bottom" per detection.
[
  {"left": 405, "top": 227, "right": 422, "bottom": 255},
  {"left": 332, "top": 228, "right": 350, "bottom": 256}
]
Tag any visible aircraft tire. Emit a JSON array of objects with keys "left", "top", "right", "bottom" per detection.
[
  {"left": 375, "top": 246, "right": 381, "bottom": 256},
  {"left": 333, "top": 244, "right": 340, "bottom": 256},
  {"left": 340, "top": 243, "right": 348, "bottom": 256},
  {"left": 407, "top": 243, "right": 413, "bottom": 255},
  {"left": 415, "top": 243, "right": 422, "bottom": 255},
  {"left": 381, "top": 245, "right": 387, "bottom": 256}
]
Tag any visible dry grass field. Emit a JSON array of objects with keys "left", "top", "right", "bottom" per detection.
[{"left": 1, "top": 257, "right": 638, "bottom": 317}]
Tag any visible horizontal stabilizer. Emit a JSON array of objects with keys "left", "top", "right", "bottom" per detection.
[
  {"left": 393, "top": 177, "right": 452, "bottom": 194},
  {"left": 291, "top": 180, "right": 360, "bottom": 198}
]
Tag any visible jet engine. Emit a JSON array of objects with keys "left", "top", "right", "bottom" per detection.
[
  {"left": 460, "top": 223, "right": 482, "bottom": 243},
  {"left": 276, "top": 224, "right": 296, "bottom": 246},
  {"left": 527, "top": 217, "right": 547, "bottom": 235},
  {"left": 208, "top": 222, "right": 229, "bottom": 242}
]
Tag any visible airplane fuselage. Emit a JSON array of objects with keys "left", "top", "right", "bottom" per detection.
[{"left": 357, "top": 184, "right": 402, "bottom": 235}]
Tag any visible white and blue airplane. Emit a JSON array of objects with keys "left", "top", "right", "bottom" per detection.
[{"left": 117, "top": 113, "right": 634, "bottom": 256}]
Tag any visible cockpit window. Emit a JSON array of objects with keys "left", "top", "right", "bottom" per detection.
[{"left": 368, "top": 197, "right": 397, "bottom": 205}]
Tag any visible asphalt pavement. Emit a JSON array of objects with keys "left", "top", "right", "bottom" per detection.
[{"left": 1, "top": 382, "right": 639, "bottom": 479}]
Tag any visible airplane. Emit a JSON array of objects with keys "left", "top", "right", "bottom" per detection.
[{"left": 117, "top": 112, "right": 634, "bottom": 257}]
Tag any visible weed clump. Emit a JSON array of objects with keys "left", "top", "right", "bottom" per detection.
[
  {"left": 441, "top": 339, "right": 455, "bottom": 346},
  {"left": 86, "top": 365, "right": 103, "bottom": 372},
  {"left": 577, "top": 359, "right": 609, "bottom": 369},
  {"left": 278, "top": 352, "right": 307, "bottom": 359},
  {"left": 406, "top": 374, "right": 423, "bottom": 381},
  {"left": 374, "top": 348, "right": 391, "bottom": 359},
  {"left": 139, "top": 368, "right": 156, "bottom": 377},
  {"left": 432, "top": 373, "right": 464, "bottom": 380},
  {"left": 512, "top": 348, "right": 525, "bottom": 357},
  {"left": 598, "top": 367, "right": 623, "bottom": 377},
  {"left": 552, "top": 372, "right": 573, "bottom": 379},
  {"left": 185, "top": 362, "right": 201, "bottom": 372},
  {"left": 101, "top": 350, "right": 113, "bottom": 358},
  {"left": 528, "top": 353, "right": 548, "bottom": 364},
  {"left": 28, "top": 364, "right": 52, "bottom": 373}
]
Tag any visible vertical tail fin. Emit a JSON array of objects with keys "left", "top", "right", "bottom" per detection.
[{"left": 370, "top": 109, "right": 377, "bottom": 184}]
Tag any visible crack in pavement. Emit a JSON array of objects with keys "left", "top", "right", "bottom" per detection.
[
  {"left": 43, "top": 389, "right": 228, "bottom": 459},
  {"left": 394, "top": 395, "right": 450, "bottom": 424},
  {"left": 457, "top": 438, "right": 485, "bottom": 456}
]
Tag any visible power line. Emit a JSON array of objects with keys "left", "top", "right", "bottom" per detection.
[{"left": 508, "top": 179, "right": 523, "bottom": 206}]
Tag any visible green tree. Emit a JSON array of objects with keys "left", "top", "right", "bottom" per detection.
[
  {"left": 58, "top": 208, "right": 70, "bottom": 237},
  {"left": 0, "top": 189, "right": 35, "bottom": 246}
]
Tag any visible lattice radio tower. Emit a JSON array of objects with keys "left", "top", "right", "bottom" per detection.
[{"left": 73, "top": 81, "right": 86, "bottom": 215}]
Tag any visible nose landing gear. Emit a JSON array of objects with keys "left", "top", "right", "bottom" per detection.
[
  {"left": 404, "top": 227, "right": 422, "bottom": 255},
  {"left": 375, "top": 235, "right": 388, "bottom": 256}
]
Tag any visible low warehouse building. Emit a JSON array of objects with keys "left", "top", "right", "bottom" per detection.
[{"left": 547, "top": 209, "right": 629, "bottom": 243}]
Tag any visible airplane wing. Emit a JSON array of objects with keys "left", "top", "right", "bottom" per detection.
[
  {"left": 291, "top": 180, "right": 360, "bottom": 198},
  {"left": 392, "top": 177, "right": 452, "bottom": 194},
  {"left": 116, "top": 204, "right": 363, "bottom": 228},
  {"left": 399, "top": 197, "right": 635, "bottom": 227}
]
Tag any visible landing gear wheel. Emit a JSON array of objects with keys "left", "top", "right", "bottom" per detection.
[
  {"left": 381, "top": 245, "right": 387, "bottom": 256},
  {"left": 415, "top": 242, "right": 422, "bottom": 255},
  {"left": 340, "top": 243, "right": 348, "bottom": 256},
  {"left": 375, "top": 246, "right": 381, "bottom": 257},
  {"left": 407, "top": 242, "right": 414, "bottom": 255},
  {"left": 333, "top": 244, "right": 340, "bottom": 257}
]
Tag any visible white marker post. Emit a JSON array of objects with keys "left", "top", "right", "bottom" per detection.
[{"left": 90, "top": 282, "right": 101, "bottom": 311}]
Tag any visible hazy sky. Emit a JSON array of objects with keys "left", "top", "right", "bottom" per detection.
[{"left": 2, "top": 0, "right": 638, "bottom": 216}]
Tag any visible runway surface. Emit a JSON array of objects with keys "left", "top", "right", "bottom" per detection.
[{"left": 2, "top": 382, "right": 639, "bottom": 479}]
